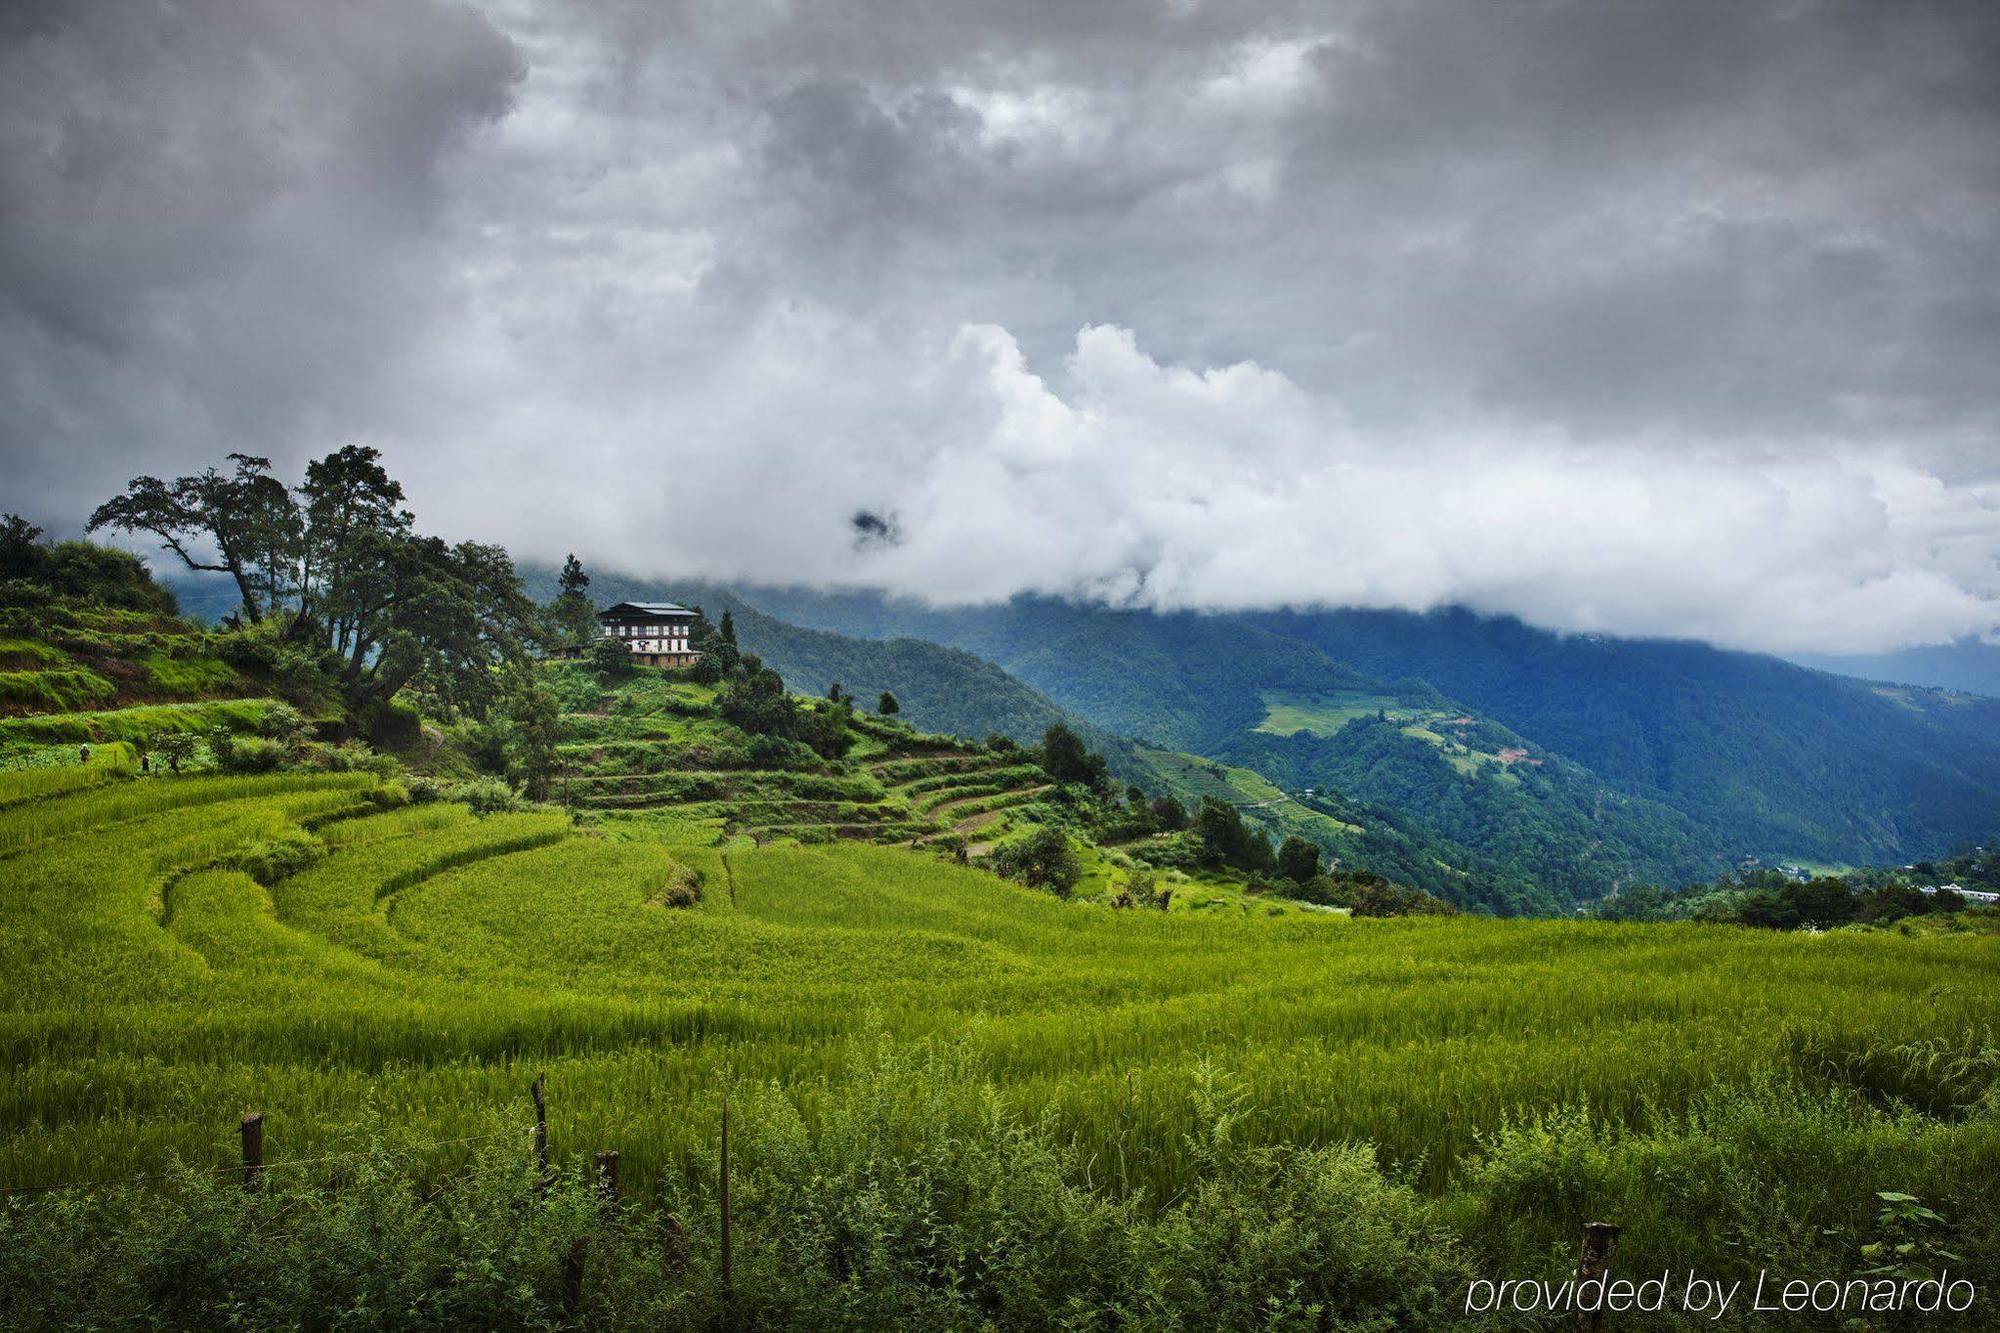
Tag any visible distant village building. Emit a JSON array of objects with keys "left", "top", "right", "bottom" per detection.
[
  {"left": 598, "top": 601, "right": 701, "bottom": 668},
  {"left": 1919, "top": 882, "right": 2000, "bottom": 905}
]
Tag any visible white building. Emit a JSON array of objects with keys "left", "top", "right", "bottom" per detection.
[{"left": 598, "top": 601, "right": 701, "bottom": 668}]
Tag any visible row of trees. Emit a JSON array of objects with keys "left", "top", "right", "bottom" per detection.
[
  {"left": 90, "top": 450, "right": 538, "bottom": 716},
  {"left": 1592, "top": 869, "right": 1985, "bottom": 929}
]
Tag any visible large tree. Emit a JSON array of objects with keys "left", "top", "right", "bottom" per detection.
[
  {"left": 90, "top": 454, "right": 295, "bottom": 623},
  {"left": 549, "top": 553, "right": 598, "bottom": 648},
  {"left": 335, "top": 534, "right": 539, "bottom": 715},
  {"left": 293, "top": 445, "right": 412, "bottom": 648}
]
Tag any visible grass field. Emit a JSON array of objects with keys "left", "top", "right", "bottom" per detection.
[
  {"left": 3, "top": 763, "right": 1998, "bottom": 1325},
  {"left": 1253, "top": 690, "right": 1415, "bottom": 736}
]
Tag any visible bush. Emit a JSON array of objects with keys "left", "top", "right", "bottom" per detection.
[
  {"left": 987, "top": 825, "right": 1081, "bottom": 898},
  {"left": 216, "top": 736, "right": 287, "bottom": 774},
  {"left": 364, "top": 696, "right": 421, "bottom": 747},
  {"left": 0, "top": 1047, "right": 1482, "bottom": 1331},
  {"left": 257, "top": 700, "right": 308, "bottom": 745},
  {"left": 589, "top": 635, "right": 634, "bottom": 679},
  {"left": 224, "top": 828, "right": 326, "bottom": 885},
  {"left": 450, "top": 778, "right": 528, "bottom": 815},
  {"left": 1277, "top": 834, "right": 1320, "bottom": 884},
  {"left": 1352, "top": 881, "right": 1456, "bottom": 917},
  {"left": 215, "top": 622, "right": 337, "bottom": 706},
  {"left": 404, "top": 775, "right": 445, "bottom": 805}
]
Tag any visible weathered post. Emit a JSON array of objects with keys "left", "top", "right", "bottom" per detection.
[
  {"left": 530, "top": 1074, "right": 550, "bottom": 1193},
  {"left": 239, "top": 1111, "right": 264, "bottom": 1192},
  {"left": 1577, "top": 1221, "right": 1621, "bottom": 1332},
  {"left": 720, "top": 1095, "right": 733, "bottom": 1300},
  {"left": 563, "top": 1242, "right": 585, "bottom": 1316}
]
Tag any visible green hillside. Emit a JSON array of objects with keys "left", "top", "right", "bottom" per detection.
[
  {"left": 522, "top": 569, "right": 1166, "bottom": 783},
  {"left": 1248, "top": 605, "right": 2000, "bottom": 865},
  {"left": 615, "top": 583, "right": 1730, "bottom": 898},
  {"left": 711, "top": 586, "right": 2000, "bottom": 884},
  {"left": 543, "top": 659, "right": 1367, "bottom": 919},
  {"left": 0, "top": 571, "right": 284, "bottom": 766}
]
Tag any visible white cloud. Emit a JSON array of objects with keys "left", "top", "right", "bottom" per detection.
[
  {"left": 6, "top": 0, "right": 2000, "bottom": 657},
  {"left": 386, "top": 296, "right": 1999, "bottom": 655}
]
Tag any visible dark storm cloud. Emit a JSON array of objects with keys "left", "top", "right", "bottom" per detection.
[
  {"left": 2, "top": 0, "right": 1998, "bottom": 652},
  {"left": 0, "top": 0, "right": 522, "bottom": 517}
]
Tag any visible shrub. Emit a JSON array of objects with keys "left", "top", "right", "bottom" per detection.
[
  {"left": 987, "top": 825, "right": 1081, "bottom": 898},
  {"left": 1352, "top": 881, "right": 1456, "bottom": 917},
  {"left": 364, "top": 696, "right": 421, "bottom": 747},
  {"left": 404, "top": 775, "right": 445, "bottom": 805},
  {"left": 0, "top": 1048, "right": 1481, "bottom": 1331},
  {"left": 589, "top": 635, "right": 634, "bottom": 678},
  {"left": 257, "top": 700, "right": 308, "bottom": 745},
  {"left": 150, "top": 730, "right": 200, "bottom": 774},
  {"left": 217, "top": 736, "right": 287, "bottom": 774},
  {"left": 450, "top": 778, "right": 527, "bottom": 815},
  {"left": 224, "top": 828, "right": 326, "bottom": 885}
]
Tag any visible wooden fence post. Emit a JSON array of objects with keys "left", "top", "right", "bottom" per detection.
[
  {"left": 1577, "top": 1221, "right": 1621, "bottom": 1332},
  {"left": 530, "top": 1074, "right": 550, "bottom": 1193},
  {"left": 239, "top": 1112, "right": 264, "bottom": 1192},
  {"left": 720, "top": 1095, "right": 733, "bottom": 1300}
]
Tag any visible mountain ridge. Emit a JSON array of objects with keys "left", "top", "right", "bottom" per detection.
[{"left": 695, "top": 584, "right": 2000, "bottom": 872}]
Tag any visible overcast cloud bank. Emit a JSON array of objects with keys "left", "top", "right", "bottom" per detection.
[{"left": 3, "top": 0, "right": 1998, "bottom": 654}]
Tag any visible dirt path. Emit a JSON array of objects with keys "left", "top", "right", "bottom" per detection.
[{"left": 953, "top": 809, "right": 1006, "bottom": 836}]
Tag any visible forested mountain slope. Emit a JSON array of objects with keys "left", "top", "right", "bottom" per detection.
[
  {"left": 707, "top": 587, "right": 2000, "bottom": 872},
  {"left": 1245, "top": 606, "right": 2000, "bottom": 866},
  {"left": 1790, "top": 637, "right": 2000, "bottom": 698}
]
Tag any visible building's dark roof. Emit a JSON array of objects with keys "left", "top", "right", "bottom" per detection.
[{"left": 598, "top": 601, "right": 695, "bottom": 619}]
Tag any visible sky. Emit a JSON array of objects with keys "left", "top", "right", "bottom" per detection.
[{"left": 3, "top": 0, "right": 1998, "bottom": 655}]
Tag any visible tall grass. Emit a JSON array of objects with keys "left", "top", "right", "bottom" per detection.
[{"left": 1, "top": 770, "right": 1996, "bottom": 1323}]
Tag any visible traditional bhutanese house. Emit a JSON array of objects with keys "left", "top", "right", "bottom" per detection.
[{"left": 598, "top": 601, "right": 702, "bottom": 668}]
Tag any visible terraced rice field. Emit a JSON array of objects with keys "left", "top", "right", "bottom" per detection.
[
  {"left": 554, "top": 689, "right": 1057, "bottom": 850},
  {"left": 4, "top": 759, "right": 1996, "bottom": 1226}
]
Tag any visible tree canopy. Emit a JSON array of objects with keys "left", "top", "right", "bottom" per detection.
[{"left": 90, "top": 448, "right": 538, "bottom": 716}]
